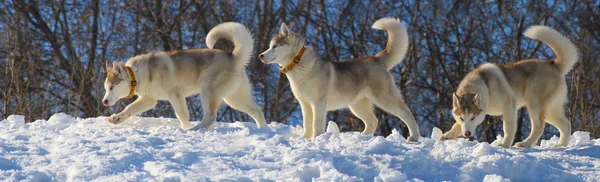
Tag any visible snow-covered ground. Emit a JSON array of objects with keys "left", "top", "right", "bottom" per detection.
[{"left": 1, "top": 113, "right": 599, "bottom": 182}]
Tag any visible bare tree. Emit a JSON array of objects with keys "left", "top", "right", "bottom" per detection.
[{"left": 1, "top": 0, "right": 598, "bottom": 141}]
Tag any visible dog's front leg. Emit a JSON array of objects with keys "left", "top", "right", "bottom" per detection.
[
  {"left": 109, "top": 96, "right": 157, "bottom": 124},
  {"left": 440, "top": 122, "right": 462, "bottom": 140},
  {"left": 497, "top": 100, "right": 517, "bottom": 148},
  {"left": 169, "top": 90, "right": 192, "bottom": 130},
  {"left": 299, "top": 99, "right": 314, "bottom": 139},
  {"left": 310, "top": 100, "right": 327, "bottom": 138}
]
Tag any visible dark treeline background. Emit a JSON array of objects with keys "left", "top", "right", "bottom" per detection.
[{"left": 1, "top": 0, "right": 599, "bottom": 143}]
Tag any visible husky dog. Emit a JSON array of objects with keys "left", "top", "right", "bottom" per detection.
[
  {"left": 259, "top": 18, "right": 420, "bottom": 141},
  {"left": 440, "top": 26, "right": 579, "bottom": 148},
  {"left": 102, "top": 22, "right": 267, "bottom": 130}
]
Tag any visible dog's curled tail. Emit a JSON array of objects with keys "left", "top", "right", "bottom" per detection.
[
  {"left": 372, "top": 17, "right": 410, "bottom": 70},
  {"left": 524, "top": 25, "right": 579, "bottom": 74},
  {"left": 206, "top": 22, "right": 255, "bottom": 67}
]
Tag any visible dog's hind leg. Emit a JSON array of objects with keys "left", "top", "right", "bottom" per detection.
[
  {"left": 223, "top": 83, "right": 267, "bottom": 128},
  {"left": 169, "top": 88, "right": 192, "bottom": 130},
  {"left": 515, "top": 104, "right": 546, "bottom": 148},
  {"left": 546, "top": 105, "right": 571, "bottom": 148},
  {"left": 190, "top": 87, "right": 224, "bottom": 130},
  {"left": 349, "top": 98, "right": 378, "bottom": 135},
  {"left": 368, "top": 89, "right": 420, "bottom": 141}
]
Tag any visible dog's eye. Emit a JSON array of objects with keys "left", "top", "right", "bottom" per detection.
[
  {"left": 459, "top": 117, "right": 464, "bottom": 121},
  {"left": 470, "top": 116, "right": 475, "bottom": 121},
  {"left": 109, "top": 86, "right": 114, "bottom": 90},
  {"left": 272, "top": 45, "right": 278, "bottom": 49}
]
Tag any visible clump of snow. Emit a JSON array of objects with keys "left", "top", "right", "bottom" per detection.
[
  {"left": 572, "top": 131, "right": 591, "bottom": 145},
  {"left": 540, "top": 131, "right": 591, "bottom": 148},
  {"left": 483, "top": 174, "right": 511, "bottom": 182},
  {"left": 326, "top": 121, "right": 340, "bottom": 134},
  {"left": 384, "top": 129, "right": 406, "bottom": 142},
  {"left": 46, "top": 113, "right": 76, "bottom": 131},
  {"left": 0, "top": 113, "right": 599, "bottom": 181},
  {"left": 540, "top": 135, "right": 560, "bottom": 148},
  {"left": 7, "top": 115, "right": 25, "bottom": 129},
  {"left": 375, "top": 168, "right": 408, "bottom": 182},
  {"left": 472, "top": 143, "right": 495, "bottom": 157},
  {"left": 431, "top": 127, "right": 443, "bottom": 140},
  {"left": 491, "top": 134, "right": 503, "bottom": 146}
]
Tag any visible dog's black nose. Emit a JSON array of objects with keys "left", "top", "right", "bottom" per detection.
[
  {"left": 259, "top": 54, "right": 264, "bottom": 59},
  {"left": 464, "top": 131, "right": 472, "bottom": 137},
  {"left": 103, "top": 100, "right": 109, "bottom": 106}
]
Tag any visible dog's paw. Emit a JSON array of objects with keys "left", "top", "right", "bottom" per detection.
[
  {"left": 188, "top": 121, "right": 214, "bottom": 131},
  {"left": 407, "top": 135, "right": 419, "bottom": 142},
  {"left": 256, "top": 121, "right": 267, "bottom": 128},
  {"left": 494, "top": 142, "right": 510, "bottom": 148},
  {"left": 514, "top": 141, "right": 534, "bottom": 148},
  {"left": 439, "top": 131, "right": 463, "bottom": 141},
  {"left": 108, "top": 114, "right": 128, "bottom": 124},
  {"left": 552, "top": 143, "right": 568, "bottom": 149},
  {"left": 301, "top": 133, "right": 312, "bottom": 140},
  {"left": 187, "top": 125, "right": 204, "bottom": 131},
  {"left": 439, "top": 134, "right": 453, "bottom": 141},
  {"left": 180, "top": 123, "right": 193, "bottom": 131}
]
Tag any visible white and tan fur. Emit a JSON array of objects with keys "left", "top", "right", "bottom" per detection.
[
  {"left": 441, "top": 26, "right": 579, "bottom": 148},
  {"left": 102, "top": 22, "right": 266, "bottom": 130},
  {"left": 259, "top": 18, "right": 421, "bottom": 141}
]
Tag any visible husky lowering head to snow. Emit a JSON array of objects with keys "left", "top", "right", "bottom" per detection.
[
  {"left": 259, "top": 18, "right": 421, "bottom": 141},
  {"left": 440, "top": 26, "right": 579, "bottom": 148},
  {"left": 102, "top": 22, "right": 266, "bottom": 130}
]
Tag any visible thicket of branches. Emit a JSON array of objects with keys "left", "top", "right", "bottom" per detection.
[{"left": 1, "top": 0, "right": 599, "bottom": 142}]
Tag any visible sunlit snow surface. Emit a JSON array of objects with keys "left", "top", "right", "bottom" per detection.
[{"left": 1, "top": 113, "right": 599, "bottom": 181}]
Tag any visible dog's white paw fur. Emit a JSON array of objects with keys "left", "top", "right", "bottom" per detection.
[
  {"left": 439, "top": 134, "right": 455, "bottom": 141},
  {"left": 494, "top": 141, "right": 510, "bottom": 148},
  {"left": 301, "top": 133, "right": 312, "bottom": 140},
  {"left": 514, "top": 141, "right": 535, "bottom": 148},
  {"left": 407, "top": 135, "right": 419, "bottom": 142},
  {"left": 180, "top": 123, "right": 193, "bottom": 131},
  {"left": 552, "top": 143, "right": 568, "bottom": 149},
  {"left": 108, "top": 113, "right": 129, "bottom": 124}
]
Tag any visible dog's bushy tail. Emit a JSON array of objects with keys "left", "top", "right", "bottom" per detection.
[
  {"left": 524, "top": 26, "right": 579, "bottom": 74},
  {"left": 372, "top": 18, "right": 409, "bottom": 70},
  {"left": 206, "top": 22, "right": 255, "bottom": 67}
]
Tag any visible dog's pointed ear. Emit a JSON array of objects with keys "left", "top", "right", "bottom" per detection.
[
  {"left": 280, "top": 22, "right": 290, "bottom": 36},
  {"left": 112, "top": 61, "right": 122, "bottom": 74},
  {"left": 105, "top": 60, "right": 112, "bottom": 72},
  {"left": 452, "top": 93, "right": 460, "bottom": 107},
  {"left": 473, "top": 93, "right": 482, "bottom": 107}
]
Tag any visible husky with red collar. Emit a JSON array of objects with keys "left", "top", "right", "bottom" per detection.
[
  {"left": 102, "top": 22, "right": 266, "bottom": 130},
  {"left": 259, "top": 18, "right": 421, "bottom": 140}
]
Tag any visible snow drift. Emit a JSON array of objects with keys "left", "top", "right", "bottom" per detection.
[{"left": 1, "top": 113, "right": 599, "bottom": 181}]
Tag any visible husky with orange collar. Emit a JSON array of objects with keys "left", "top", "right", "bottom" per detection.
[
  {"left": 102, "top": 22, "right": 266, "bottom": 130},
  {"left": 259, "top": 18, "right": 421, "bottom": 140}
]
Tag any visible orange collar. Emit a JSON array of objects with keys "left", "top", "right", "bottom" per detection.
[
  {"left": 125, "top": 66, "right": 137, "bottom": 99},
  {"left": 280, "top": 46, "right": 306, "bottom": 74}
]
